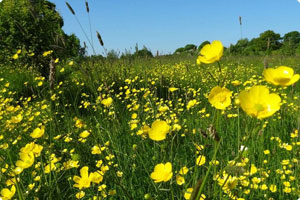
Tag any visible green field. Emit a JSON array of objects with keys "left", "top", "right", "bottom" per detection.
[{"left": 1, "top": 49, "right": 300, "bottom": 200}]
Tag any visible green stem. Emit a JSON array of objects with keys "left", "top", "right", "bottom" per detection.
[
  {"left": 196, "top": 140, "right": 221, "bottom": 200},
  {"left": 216, "top": 61, "right": 222, "bottom": 86}
]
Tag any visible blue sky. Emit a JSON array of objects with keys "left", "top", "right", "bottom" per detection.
[{"left": 50, "top": 0, "right": 300, "bottom": 55}]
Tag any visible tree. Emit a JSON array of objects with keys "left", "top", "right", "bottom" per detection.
[
  {"left": 257, "top": 30, "right": 282, "bottom": 52},
  {"left": 229, "top": 39, "right": 250, "bottom": 55},
  {"left": 281, "top": 31, "right": 300, "bottom": 55},
  {"left": 0, "top": 0, "right": 83, "bottom": 75},
  {"left": 134, "top": 46, "right": 153, "bottom": 58}
]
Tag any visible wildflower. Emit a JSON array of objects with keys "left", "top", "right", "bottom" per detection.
[
  {"left": 79, "top": 130, "right": 90, "bottom": 138},
  {"left": 150, "top": 162, "right": 173, "bottom": 183},
  {"left": 263, "top": 150, "right": 270, "bottom": 155},
  {"left": 20, "top": 142, "right": 43, "bottom": 156},
  {"left": 75, "top": 118, "right": 84, "bottom": 128},
  {"left": 269, "top": 184, "right": 277, "bottom": 192},
  {"left": 169, "top": 87, "right": 179, "bottom": 92},
  {"left": 90, "top": 171, "right": 104, "bottom": 184},
  {"left": 63, "top": 160, "right": 79, "bottom": 170},
  {"left": 12, "top": 54, "right": 18, "bottom": 60},
  {"left": 263, "top": 66, "right": 299, "bottom": 86},
  {"left": 42, "top": 50, "right": 53, "bottom": 57},
  {"left": 196, "top": 155, "right": 206, "bottom": 166},
  {"left": 30, "top": 126, "right": 45, "bottom": 138},
  {"left": 16, "top": 152, "right": 35, "bottom": 169},
  {"left": 0, "top": 185, "right": 16, "bottom": 200},
  {"left": 76, "top": 191, "right": 85, "bottom": 199},
  {"left": 238, "top": 85, "right": 281, "bottom": 119},
  {"left": 101, "top": 97, "right": 113, "bottom": 107},
  {"left": 179, "top": 166, "right": 189, "bottom": 175},
  {"left": 11, "top": 114, "right": 23, "bottom": 123},
  {"left": 91, "top": 145, "right": 105, "bottom": 154},
  {"left": 187, "top": 99, "right": 197, "bottom": 110},
  {"left": 231, "top": 80, "right": 242, "bottom": 86},
  {"left": 208, "top": 86, "right": 232, "bottom": 110},
  {"left": 148, "top": 120, "right": 170, "bottom": 141},
  {"left": 184, "top": 188, "right": 193, "bottom": 200},
  {"left": 176, "top": 175, "right": 185, "bottom": 185},
  {"left": 73, "top": 166, "right": 92, "bottom": 189},
  {"left": 197, "top": 40, "right": 223, "bottom": 64},
  {"left": 184, "top": 188, "right": 205, "bottom": 200}
]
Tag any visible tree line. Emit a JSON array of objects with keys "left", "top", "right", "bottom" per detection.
[{"left": 175, "top": 30, "right": 300, "bottom": 56}]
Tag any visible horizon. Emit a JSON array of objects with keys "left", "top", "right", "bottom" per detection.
[{"left": 50, "top": 0, "right": 300, "bottom": 55}]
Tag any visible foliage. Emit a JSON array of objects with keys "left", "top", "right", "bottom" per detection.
[
  {"left": 133, "top": 46, "right": 153, "bottom": 58},
  {"left": 175, "top": 44, "right": 197, "bottom": 55},
  {"left": 0, "top": 0, "right": 83, "bottom": 76},
  {"left": 227, "top": 30, "right": 300, "bottom": 56}
]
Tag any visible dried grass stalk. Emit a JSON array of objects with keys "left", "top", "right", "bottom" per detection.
[
  {"left": 96, "top": 31, "right": 104, "bottom": 46},
  {"left": 85, "top": 1, "right": 89, "bottom": 13},
  {"left": 65, "top": 2, "right": 75, "bottom": 15}
]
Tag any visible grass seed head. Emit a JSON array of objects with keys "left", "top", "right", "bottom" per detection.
[
  {"left": 96, "top": 31, "right": 104, "bottom": 46},
  {"left": 65, "top": 2, "right": 75, "bottom": 15}
]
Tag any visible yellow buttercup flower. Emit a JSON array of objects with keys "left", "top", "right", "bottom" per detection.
[
  {"left": 197, "top": 40, "right": 223, "bottom": 64},
  {"left": 76, "top": 191, "right": 85, "bottom": 199},
  {"left": 169, "top": 87, "right": 179, "bottom": 92},
  {"left": 11, "top": 114, "right": 23, "bottom": 123},
  {"left": 16, "top": 152, "right": 35, "bottom": 169},
  {"left": 208, "top": 86, "right": 232, "bottom": 110},
  {"left": 79, "top": 130, "right": 90, "bottom": 138},
  {"left": 42, "top": 50, "right": 53, "bottom": 57},
  {"left": 12, "top": 54, "right": 19, "bottom": 60},
  {"left": 63, "top": 160, "right": 79, "bottom": 170},
  {"left": 231, "top": 80, "right": 242, "bottom": 86},
  {"left": 187, "top": 99, "right": 197, "bottom": 110},
  {"left": 73, "top": 166, "right": 92, "bottom": 189},
  {"left": 179, "top": 166, "right": 189, "bottom": 175},
  {"left": 20, "top": 142, "right": 43, "bottom": 157},
  {"left": 101, "top": 97, "right": 113, "bottom": 107},
  {"left": 263, "top": 66, "right": 299, "bottom": 86},
  {"left": 196, "top": 155, "right": 206, "bottom": 166},
  {"left": 238, "top": 85, "right": 281, "bottom": 119},
  {"left": 184, "top": 188, "right": 205, "bottom": 200},
  {"left": 150, "top": 162, "right": 173, "bottom": 183},
  {"left": 148, "top": 120, "right": 170, "bottom": 141},
  {"left": 184, "top": 188, "right": 193, "bottom": 200},
  {"left": 0, "top": 185, "right": 16, "bottom": 200},
  {"left": 176, "top": 175, "right": 185, "bottom": 185},
  {"left": 30, "top": 126, "right": 45, "bottom": 138},
  {"left": 90, "top": 171, "right": 104, "bottom": 184}
]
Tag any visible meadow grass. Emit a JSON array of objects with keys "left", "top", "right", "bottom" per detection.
[{"left": 0, "top": 54, "right": 300, "bottom": 199}]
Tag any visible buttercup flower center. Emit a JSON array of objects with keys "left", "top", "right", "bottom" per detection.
[{"left": 254, "top": 104, "right": 265, "bottom": 112}]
